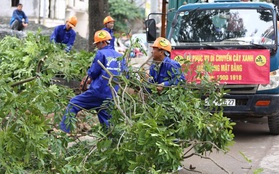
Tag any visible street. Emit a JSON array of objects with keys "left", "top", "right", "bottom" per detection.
[{"left": 179, "top": 117, "right": 279, "bottom": 174}]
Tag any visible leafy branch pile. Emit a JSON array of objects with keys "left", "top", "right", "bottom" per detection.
[{"left": 0, "top": 32, "right": 235, "bottom": 173}]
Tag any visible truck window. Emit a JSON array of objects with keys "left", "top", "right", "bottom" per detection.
[{"left": 170, "top": 8, "right": 275, "bottom": 46}]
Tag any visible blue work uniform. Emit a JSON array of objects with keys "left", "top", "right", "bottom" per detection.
[
  {"left": 102, "top": 27, "right": 115, "bottom": 50},
  {"left": 60, "top": 46, "right": 126, "bottom": 133},
  {"left": 149, "top": 57, "right": 185, "bottom": 86},
  {"left": 50, "top": 25, "right": 76, "bottom": 52},
  {"left": 10, "top": 9, "right": 29, "bottom": 31}
]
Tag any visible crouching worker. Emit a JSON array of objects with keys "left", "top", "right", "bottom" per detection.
[
  {"left": 148, "top": 37, "right": 185, "bottom": 94},
  {"left": 50, "top": 16, "right": 78, "bottom": 52},
  {"left": 10, "top": 3, "right": 29, "bottom": 31},
  {"left": 60, "top": 30, "right": 127, "bottom": 133}
]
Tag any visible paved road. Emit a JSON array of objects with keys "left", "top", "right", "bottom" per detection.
[{"left": 179, "top": 117, "right": 279, "bottom": 174}]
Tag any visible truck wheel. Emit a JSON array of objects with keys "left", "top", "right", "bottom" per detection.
[{"left": 268, "top": 115, "right": 279, "bottom": 135}]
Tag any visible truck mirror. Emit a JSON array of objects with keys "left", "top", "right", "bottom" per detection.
[{"left": 145, "top": 19, "right": 157, "bottom": 42}]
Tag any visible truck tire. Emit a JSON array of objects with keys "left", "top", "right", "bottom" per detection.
[{"left": 268, "top": 115, "right": 279, "bottom": 135}]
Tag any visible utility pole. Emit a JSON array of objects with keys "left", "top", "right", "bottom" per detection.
[
  {"left": 43, "top": 0, "right": 46, "bottom": 25},
  {"left": 161, "top": 0, "right": 167, "bottom": 37},
  {"left": 38, "top": 0, "right": 41, "bottom": 24}
]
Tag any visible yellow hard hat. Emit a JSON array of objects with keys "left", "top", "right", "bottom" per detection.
[
  {"left": 103, "top": 16, "right": 115, "bottom": 25},
  {"left": 93, "top": 30, "right": 112, "bottom": 44},
  {"left": 151, "top": 37, "right": 172, "bottom": 52},
  {"left": 67, "top": 16, "right": 78, "bottom": 28}
]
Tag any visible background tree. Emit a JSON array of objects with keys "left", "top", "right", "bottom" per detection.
[
  {"left": 88, "top": 0, "right": 109, "bottom": 52},
  {"left": 109, "top": 0, "right": 145, "bottom": 33}
]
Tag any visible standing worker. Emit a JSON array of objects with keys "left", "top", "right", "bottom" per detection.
[
  {"left": 103, "top": 16, "right": 116, "bottom": 50},
  {"left": 60, "top": 30, "right": 127, "bottom": 133},
  {"left": 50, "top": 16, "right": 78, "bottom": 52},
  {"left": 10, "top": 3, "right": 29, "bottom": 31},
  {"left": 148, "top": 37, "right": 185, "bottom": 94}
]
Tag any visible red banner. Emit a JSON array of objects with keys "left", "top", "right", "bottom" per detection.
[{"left": 171, "top": 49, "right": 270, "bottom": 84}]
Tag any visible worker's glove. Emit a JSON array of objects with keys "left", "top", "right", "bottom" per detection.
[
  {"left": 79, "top": 75, "right": 92, "bottom": 92},
  {"left": 65, "top": 47, "right": 70, "bottom": 53}
]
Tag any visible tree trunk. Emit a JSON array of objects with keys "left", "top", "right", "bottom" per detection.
[{"left": 88, "top": 0, "right": 109, "bottom": 52}]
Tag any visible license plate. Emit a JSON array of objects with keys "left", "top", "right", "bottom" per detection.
[{"left": 205, "top": 98, "right": 236, "bottom": 106}]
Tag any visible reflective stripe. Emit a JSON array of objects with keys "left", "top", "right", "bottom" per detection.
[{"left": 107, "top": 67, "right": 121, "bottom": 71}]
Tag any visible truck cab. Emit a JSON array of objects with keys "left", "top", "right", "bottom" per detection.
[{"left": 146, "top": 1, "right": 279, "bottom": 134}]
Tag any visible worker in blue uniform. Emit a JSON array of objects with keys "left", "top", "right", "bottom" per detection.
[
  {"left": 50, "top": 16, "right": 78, "bottom": 52},
  {"left": 102, "top": 16, "right": 116, "bottom": 50},
  {"left": 60, "top": 30, "right": 127, "bottom": 133},
  {"left": 148, "top": 37, "right": 185, "bottom": 94},
  {"left": 10, "top": 3, "right": 29, "bottom": 31}
]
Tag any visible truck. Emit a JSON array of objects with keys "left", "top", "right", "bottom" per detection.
[{"left": 145, "top": 0, "right": 279, "bottom": 134}]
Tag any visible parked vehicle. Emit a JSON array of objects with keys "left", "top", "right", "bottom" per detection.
[
  {"left": 145, "top": 1, "right": 279, "bottom": 134},
  {"left": 124, "top": 33, "right": 148, "bottom": 53},
  {"left": 115, "top": 38, "right": 127, "bottom": 55}
]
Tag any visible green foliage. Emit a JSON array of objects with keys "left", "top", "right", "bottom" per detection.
[
  {"left": 239, "top": 152, "right": 264, "bottom": 174},
  {"left": 109, "top": 0, "right": 145, "bottom": 32},
  {"left": 93, "top": 65, "right": 235, "bottom": 173},
  {"left": 0, "top": 32, "right": 94, "bottom": 173},
  {"left": 0, "top": 32, "right": 235, "bottom": 173}
]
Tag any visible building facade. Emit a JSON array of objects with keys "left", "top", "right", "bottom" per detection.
[{"left": 1, "top": 0, "right": 89, "bottom": 38}]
